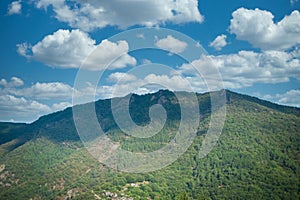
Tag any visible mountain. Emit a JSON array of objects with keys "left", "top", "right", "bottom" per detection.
[{"left": 0, "top": 90, "right": 299, "bottom": 199}]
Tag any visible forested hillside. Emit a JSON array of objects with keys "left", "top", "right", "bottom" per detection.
[{"left": 0, "top": 90, "right": 299, "bottom": 199}]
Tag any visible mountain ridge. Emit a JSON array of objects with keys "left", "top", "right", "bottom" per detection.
[
  {"left": 1, "top": 89, "right": 300, "bottom": 153},
  {"left": 0, "top": 89, "right": 299, "bottom": 199}
]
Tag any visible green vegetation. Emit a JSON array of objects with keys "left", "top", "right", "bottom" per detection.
[{"left": 0, "top": 90, "right": 299, "bottom": 199}]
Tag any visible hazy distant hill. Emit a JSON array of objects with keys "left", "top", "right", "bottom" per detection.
[{"left": 0, "top": 90, "right": 299, "bottom": 199}]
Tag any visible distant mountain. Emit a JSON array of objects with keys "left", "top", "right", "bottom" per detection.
[{"left": 0, "top": 90, "right": 299, "bottom": 199}]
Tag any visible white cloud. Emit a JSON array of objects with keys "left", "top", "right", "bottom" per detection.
[
  {"left": 0, "top": 94, "right": 51, "bottom": 122},
  {"left": 108, "top": 72, "right": 137, "bottom": 83},
  {"left": 277, "top": 90, "right": 300, "bottom": 107},
  {"left": 7, "top": 0, "right": 22, "bottom": 15},
  {"left": 34, "top": 0, "right": 203, "bottom": 31},
  {"left": 16, "top": 82, "right": 74, "bottom": 100},
  {"left": 229, "top": 8, "right": 300, "bottom": 50},
  {"left": 155, "top": 35, "right": 188, "bottom": 54},
  {"left": 0, "top": 77, "right": 84, "bottom": 122},
  {"left": 0, "top": 77, "right": 73, "bottom": 100},
  {"left": 16, "top": 42, "right": 31, "bottom": 57},
  {"left": 263, "top": 90, "right": 300, "bottom": 107},
  {"left": 179, "top": 48, "right": 300, "bottom": 89},
  {"left": 17, "top": 29, "right": 95, "bottom": 68},
  {"left": 0, "top": 94, "right": 72, "bottom": 123},
  {"left": 144, "top": 74, "right": 191, "bottom": 91},
  {"left": 52, "top": 101, "right": 72, "bottom": 111},
  {"left": 94, "top": 46, "right": 294, "bottom": 98},
  {"left": 0, "top": 77, "right": 24, "bottom": 87},
  {"left": 97, "top": 81, "right": 146, "bottom": 99},
  {"left": 84, "top": 39, "right": 136, "bottom": 70},
  {"left": 17, "top": 29, "right": 136, "bottom": 70},
  {"left": 96, "top": 73, "right": 195, "bottom": 99},
  {"left": 209, "top": 34, "right": 227, "bottom": 51}
]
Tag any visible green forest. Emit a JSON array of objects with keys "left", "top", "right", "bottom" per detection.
[{"left": 0, "top": 90, "right": 299, "bottom": 199}]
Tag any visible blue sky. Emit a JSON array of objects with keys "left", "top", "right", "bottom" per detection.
[{"left": 0, "top": 0, "right": 300, "bottom": 122}]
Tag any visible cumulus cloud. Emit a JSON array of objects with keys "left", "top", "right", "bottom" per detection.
[
  {"left": 0, "top": 77, "right": 80, "bottom": 122},
  {"left": 179, "top": 48, "right": 300, "bottom": 89},
  {"left": 17, "top": 29, "right": 136, "bottom": 70},
  {"left": 15, "top": 82, "right": 74, "bottom": 100},
  {"left": 52, "top": 101, "right": 72, "bottom": 111},
  {"left": 263, "top": 90, "right": 300, "bottom": 107},
  {"left": 155, "top": 35, "right": 188, "bottom": 54},
  {"left": 0, "top": 95, "right": 51, "bottom": 122},
  {"left": 96, "top": 72, "right": 196, "bottom": 100},
  {"left": 83, "top": 39, "right": 137, "bottom": 70},
  {"left": 108, "top": 72, "right": 137, "bottom": 83},
  {"left": 145, "top": 74, "right": 191, "bottom": 91},
  {"left": 0, "top": 77, "right": 24, "bottom": 87},
  {"left": 17, "top": 29, "right": 96, "bottom": 68},
  {"left": 229, "top": 8, "right": 300, "bottom": 50},
  {"left": 34, "top": 0, "right": 203, "bottom": 31},
  {"left": 7, "top": 0, "right": 22, "bottom": 15},
  {"left": 209, "top": 34, "right": 227, "bottom": 51},
  {"left": 0, "top": 94, "right": 73, "bottom": 123},
  {"left": 0, "top": 77, "right": 74, "bottom": 100},
  {"left": 90, "top": 46, "right": 300, "bottom": 98}
]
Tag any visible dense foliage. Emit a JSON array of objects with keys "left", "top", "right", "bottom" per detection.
[{"left": 0, "top": 90, "right": 299, "bottom": 199}]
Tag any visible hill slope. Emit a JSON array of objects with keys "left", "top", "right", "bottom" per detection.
[{"left": 0, "top": 90, "right": 299, "bottom": 199}]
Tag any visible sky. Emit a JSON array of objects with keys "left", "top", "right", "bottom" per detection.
[{"left": 0, "top": 0, "right": 300, "bottom": 123}]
